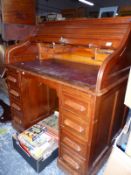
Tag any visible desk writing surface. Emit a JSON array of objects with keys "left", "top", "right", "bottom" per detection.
[{"left": 11, "top": 59, "right": 99, "bottom": 88}]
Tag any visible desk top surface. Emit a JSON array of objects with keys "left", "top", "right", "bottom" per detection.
[{"left": 11, "top": 59, "right": 99, "bottom": 88}]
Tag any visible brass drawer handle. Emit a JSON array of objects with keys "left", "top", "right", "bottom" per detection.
[
  {"left": 12, "top": 103, "right": 21, "bottom": 111},
  {"left": 64, "top": 119, "right": 84, "bottom": 133},
  {"left": 7, "top": 76, "right": 17, "bottom": 83},
  {"left": 65, "top": 99, "right": 86, "bottom": 112},
  {"left": 63, "top": 154, "right": 80, "bottom": 170},
  {"left": 63, "top": 137, "right": 81, "bottom": 152},
  {"left": 10, "top": 89, "right": 19, "bottom": 97}
]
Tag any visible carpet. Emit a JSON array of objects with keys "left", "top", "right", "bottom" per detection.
[{"left": 0, "top": 100, "right": 11, "bottom": 122}]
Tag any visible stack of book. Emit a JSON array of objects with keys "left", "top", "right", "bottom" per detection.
[{"left": 17, "top": 121, "right": 58, "bottom": 160}]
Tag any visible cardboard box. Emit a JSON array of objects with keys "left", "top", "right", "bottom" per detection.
[
  {"left": 12, "top": 136, "right": 58, "bottom": 173},
  {"left": 124, "top": 68, "right": 131, "bottom": 108},
  {"left": 104, "top": 128, "right": 131, "bottom": 175},
  {"left": 104, "top": 146, "right": 131, "bottom": 175}
]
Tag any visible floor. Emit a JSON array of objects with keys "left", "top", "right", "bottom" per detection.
[{"left": 0, "top": 90, "right": 105, "bottom": 175}]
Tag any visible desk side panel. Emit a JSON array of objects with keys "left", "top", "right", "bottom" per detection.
[
  {"left": 96, "top": 28, "right": 131, "bottom": 91},
  {"left": 5, "top": 41, "right": 38, "bottom": 64},
  {"left": 88, "top": 80, "right": 128, "bottom": 172}
]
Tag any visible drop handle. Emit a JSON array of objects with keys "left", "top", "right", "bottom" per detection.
[
  {"left": 7, "top": 76, "right": 17, "bottom": 83},
  {"left": 62, "top": 154, "right": 80, "bottom": 170},
  {"left": 10, "top": 89, "right": 19, "bottom": 97},
  {"left": 64, "top": 119, "right": 84, "bottom": 133},
  {"left": 12, "top": 103, "right": 21, "bottom": 111},
  {"left": 63, "top": 137, "right": 81, "bottom": 152},
  {"left": 65, "top": 100, "right": 86, "bottom": 112}
]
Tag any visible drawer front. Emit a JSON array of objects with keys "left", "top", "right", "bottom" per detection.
[
  {"left": 62, "top": 86, "right": 91, "bottom": 101},
  {"left": 61, "top": 110, "right": 89, "bottom": 141},
  {"left": 7, "top": 75, "right": 20, "bottom": 88},
  {"left": 10, "top": 94, "right": 22, "bottom": 108},
  {"left": 6, "top": 67, "right": 20, "bottom": 87},
  {"left": 10, "top": 100, "right": 22, "bottom": 113},
  {"left": 6, "top": 67, "right": 18, "bottom": 74},
  {"left": 61, "top": 94, "right": 88, "bottom": 121},
  {"left": 9, "top": 89, "right": 21, "bottom": 101},
  {"left": 61, "top": 129, "right": 88, "bottom": 158},
  {"left": 59, "top": 145, "right": 87, "bottom": 175},
  {"left": 11, "top": 106, "right": 24, "bottom": 130},
  {"left": 13, "top": 115, "right": 22, "bottom": 125},
  {"left": 12, "top": 109, "right": 23, "bottom": 120},
  {"left": 12, "top": 120, "right": 24, "bottom": 132}
]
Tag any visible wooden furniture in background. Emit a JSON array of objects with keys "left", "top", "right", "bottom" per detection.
[
  {"left": 88, "top": 11, "right": 98, "bottom": 18},
  {"left": 1, "top": 0, "right": 36, "bottom": 25},
  {"left": 0, "top": 0, "right": 36, "bottom": 41},
  {"left": 119, "top": 6, "right": 131, "bottom": 16},
  {"left": 0, "top": 0, "right": 36, "bottom": 94},
  {"left": 61, "top": 7, "right": 86, "bottom": 18},
  {"left": 6, "top": 17, "right": 131, "bottom": 175}
]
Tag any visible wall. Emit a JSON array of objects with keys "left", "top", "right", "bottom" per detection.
[
  {"left": 37, "top": 0, "right": 131, "bottom": 17},
  {"left": 37, "top": 0, "right": 77, "bottom": 15},
  {"left": 98, "top": 0, "right": 131, "bottom": 8}
]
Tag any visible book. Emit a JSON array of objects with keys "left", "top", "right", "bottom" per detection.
[
  {"left": 16, "top": 114, "right": 59, "bottom": 160},
  {"left": 19, "top": 142, "right": 31, "bottom": 156},
  {"left": 18, "top": 131, "right": 52, "bottom": 147},
  {"left": 19, "top": 123, "right": 47, "bottom": 143},
  {"left": 18, "top": 132, "right": 58, "bottom": 160}
]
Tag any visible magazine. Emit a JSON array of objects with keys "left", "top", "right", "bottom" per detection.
[
  {"left": 19, "top": 123, "right": 47, "bottom": 143},
  {"left": 16, "top": 113, "right": 59, "bottom": 160},
  {"left": 18, "top": 132, "right": 58, "bottom": 160}
]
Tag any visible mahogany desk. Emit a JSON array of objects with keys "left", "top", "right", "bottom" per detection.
[
  {"left": 5, "top": 17, "right": 131, "bottom": 175},
  {"left": 6, "top": 57, "right": 129, "bottom": 175}
]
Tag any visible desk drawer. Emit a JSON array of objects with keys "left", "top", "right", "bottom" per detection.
[
  {"left": 6, "top": 67, "right": 19, "bottom": 75},
  {"left": 61, "top": 129, "right": 88, "bottom": 158},
  {"left": 11, "top": 109, "right": 24, "bottom": 131},
  {"left": 11, "top": 103, "right": 22, "bottom": 120},
  {"left": 12, "top": 120, "right": 24, "bottom": 132},
  {"left": 13, "top": 115, "right": 22, "bottom": 125},
  {"left": 11, "top": 102, "right": 22, "bottom": 113},
  {"left": 61, "top": 94, "right": 89, "bottom": 121},
  {"left": 59, "top": 144, "right": 86, "bottom": 175},
  {"left": 6, "top": 67, "right": 20, "bottom": 86},
  {"left": 62, "top": 86, "right": 91, "bottom": 101},
  {"left": 61, "top": 110, "right": 89, "bottom": 141},
  {"left": 7, "top": 75, "right": 20, "bottom": 88},
  {"left": 10, "top": 95, "right": 22, "bottom": 107},
  {"left": 9, "top": 89, "right": 21, "bottom": 101}
]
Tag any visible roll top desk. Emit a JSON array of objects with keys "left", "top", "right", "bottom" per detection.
[{"left": 5, "top": 17, "right": 131, "bottom": 175}]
